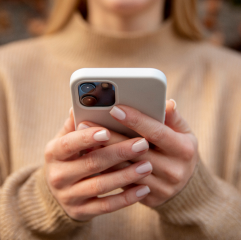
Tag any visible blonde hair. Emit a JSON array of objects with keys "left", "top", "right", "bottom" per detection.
[{"left": 45, "top": 0, "right": 202, "bottom": 40}]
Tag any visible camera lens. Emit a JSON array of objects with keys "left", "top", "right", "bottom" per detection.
[
  {"left": 80, "top": 83, "right": 96, "bottom": 93},
  {"left": 81, "top": 96, "right": 97, "bottom": 106}
]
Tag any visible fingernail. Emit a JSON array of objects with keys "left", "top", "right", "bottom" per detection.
[
  {"left": 77, "top": 123, "right": 90, "bottom": 130},
  {"left": 135, "top": 161, "right": 152, "bottom": 174},
  {"left": 93, "top": 130, "right": 110, "bottom": 141},
  {"left": 132, "top": 138, "right": 149, "bottom": 152},
  {"left": 136, "top": 186, "right": 151, "bottom": 197},
  {"left": 110, "top": 106, "right": 126, "bottom": 120},
  {"left": 170, "top": 99, "right": 177, "bottom": 110}
]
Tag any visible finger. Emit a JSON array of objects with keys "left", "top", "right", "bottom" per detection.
[
  {"left": 101, "top": 161, "right": 132, "bottom": 174},
  {"left": 79, "top": 137, "right": 149, "bottom": 179},
  {"left": 49, "top": 138, "right": 149, "bottom": 186},
  {"left": 71, "top": 185, "right": 150, "bottom": 221},
  {"left": 55, "top": 108, "right": 75, "bottom": 138},
  {"left": 79, "top": 121, "right": 129, "bottom": 145},
  {"left": 165, "top": 100, "right": 191, "bottom": 133},
  {"left": 68, "top": 160, "right": 152, "bottom": 200},
  {"left": 132, "top": 158, "right": 185, "bottom": 186},
  {"left": 69, "top": 106, "right": 74, "bottom": 121},
  {"left": 74, "top": 121, "right": 186, "bottom": 180},
  {"left": 122, "top": 173, "right": 177, "bottom": 205},
  {"left": 100, "top": 149, "right": 180, "bottom": 181},
  {"left": 56, "top": 138, "right": 148, "bottom": 187},
  {"left": 109, "top": 105, "right": 187, "bottom": 155},
  {"left": 46, "top": 127, "right": 111, "bottom": 161},
  {"left": 129, "top": 150, "right": 185, "bottom": 181}
]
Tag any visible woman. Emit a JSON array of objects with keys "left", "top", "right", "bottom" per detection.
[{"left": 0, "top": 0, "right": 241, "bottom": 239}]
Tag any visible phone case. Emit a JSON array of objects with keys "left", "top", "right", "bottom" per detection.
[{"left": 70, "top": 68, "right": 167, "bottom": 138}]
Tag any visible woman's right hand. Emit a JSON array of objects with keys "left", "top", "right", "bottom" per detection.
[{"left": 44, "top": 111, "right": 152, "bottom": 221}]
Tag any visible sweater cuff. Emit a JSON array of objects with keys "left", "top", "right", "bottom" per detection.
[
  {"left": 154, "top": 160, "right": 218, "bottom": 223},
  {"left": 1, "top": 166, "right": 92, "bottom": 238},
  {"left": 20, "top": 167, "right": 91, "bottom": 234}
]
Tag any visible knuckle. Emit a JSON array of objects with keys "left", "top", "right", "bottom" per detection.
[
  {"left": 140, "top": 196, "right": 158, "bottom": 208},
  {"left": 44, "top": 142, "right": 54, "bottom": 162},
  {"left": 57, "top": 190, "right": 71, "bottom": 205},
  {"left": 84, "top": 152, "right": 101, "bottom": 173},
  {"left": 67, "top": 207, "right": 78, "bottom": 220},
  {"left": 116, "top": 146, "right": 130, "bottom": 160},
  {"left": 75, "top": 206, "right": 92, "bottom": 220},
  {"left": 67, "top": 206, "right": 85, "bottom": 220},
  {"left": 182, "top": 141, "right": 195, "bottom": 161},
  {"left": 168, "top": 168, "right": 184, "bottom": 184},
  {"left": 80, "top": 131, "right": 91, "bottom": 145},
  {"left": 120, "top": 169, "right": 133, "bottom": 184},
  {"left": 126, "top": 112, "right": 142, "bottom": 129},
  {"left": 75, "top": 206, "right": 85, "bottom": 217},
  {"left": 48, "top": 171, "right": 64, "bottom": 189},
  {"left": 61, "top": 187, "right": 80, "bottom": 205},
  {"left": 60, "top": 136, "right": 73, "bottom": 156},
  {"left": 93, "top": 177, "right": 106, "bottom": 195},
  {"left": 100, "top": 198, "right": 112, "bottom": 214},
  {"left": 159, "top": 186, "right": 175, "bottom": 199},
  {"left": 146, "top": 127, "right": 165, "bottom": 143},
  {"left": 122, "top": 191, "right": 132, "bottom": 207}
]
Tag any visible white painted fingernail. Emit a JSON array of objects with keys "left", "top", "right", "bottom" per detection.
[
  {"left": 136, "top": 161, "right": 152, "bottom": 174},
  {"left": 93, "top": 130, "right": 110, "bottom": 141},
  {"left": 136, "top": 186, "right": 150, "bottom": 197},
  {"left": 132, "top": 138, "right": 149, "bottom": 152},
  {"left": 77, "top": 123, "right": 90, "bottom": 130},
  {"left": 110, "top": 106, "right": 126, "bottom": 120},
  {"left": 170, "top": 99, "right": 177, "bottom": 110}
]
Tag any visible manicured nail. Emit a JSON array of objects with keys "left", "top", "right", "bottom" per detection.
[
  {"left": 136, "top": 186, "right": 151, "bottom": 197},
  {"left": 93, "top": 130, "right": 110, "bottom": 141},
  {"left": 110, "top": 106, "right": 126, "bottom": 120},
  {"left": 170, "top": 99, "right": 177, "bottom": 110},
  {"left": 77, "top": 123, "right": 90, "bottom": 130},
  {"left": 132, "top": 138, "right": 149, "bottom": 152},
  {"left": 135, "top": 161, "right": 152, "bottom": 174}
]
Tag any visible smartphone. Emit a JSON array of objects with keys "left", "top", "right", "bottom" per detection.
[{"left": 70, "top": 68, "right": 166, "bottom": 138}]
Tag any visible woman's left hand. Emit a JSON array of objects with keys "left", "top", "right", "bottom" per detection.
[
  {"left": 75, "top": 100, "right": 200, "bottom": 208},
  {"left": 109, "top": 100, "right": 200, "bottom": 207}
]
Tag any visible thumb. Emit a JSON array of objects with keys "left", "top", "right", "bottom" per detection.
[
  {"left": 165, "top": 99, "right": 191, "bottom": 134},
  {"left": 55, "top": 107, "right": 75, "bottom": 138}
]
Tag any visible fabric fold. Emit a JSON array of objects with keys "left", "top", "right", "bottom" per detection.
[
  {"left": 0, "top": 166, "right": 92, "bottom": 239},
  {"left": 154, "top": 161, "right": 241, "bottom": 239}
]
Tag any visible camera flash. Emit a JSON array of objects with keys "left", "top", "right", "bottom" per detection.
[{"left": 101, "top": 83, "right": 109, "bottom": 89}]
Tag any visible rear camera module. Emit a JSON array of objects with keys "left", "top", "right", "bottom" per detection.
[
  {"left": 79, "top": 82, "right": 115, "bottom": 107},
  {"left": 81, "top": 96, "right": 97, "bottom": 106},
  {"left": 80, "top": 83, "right": 96, "bottom": 93}
]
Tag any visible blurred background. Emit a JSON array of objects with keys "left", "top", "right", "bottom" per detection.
[{"left": 0, "top": 0, "right": 241, "bottom": 52}]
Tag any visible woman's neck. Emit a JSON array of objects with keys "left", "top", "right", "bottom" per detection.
[{"left": 86, "top": 0, "right": 164, "bottom": 34}]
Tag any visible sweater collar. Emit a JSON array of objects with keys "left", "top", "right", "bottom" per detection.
[{"left": 45, "top": 12, "right": 189, "bottom": 69}]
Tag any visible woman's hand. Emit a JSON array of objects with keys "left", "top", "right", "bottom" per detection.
[
  {"left": 44, "top": 113, "right": 153, "bottom": 221},
  {"left": 83, "top": 100, "right": 199, "bottom": 208},
  {"left": 108, "top": 100, "right": 199, "bottom": 207}
]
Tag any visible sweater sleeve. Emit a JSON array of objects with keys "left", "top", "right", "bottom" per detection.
[
  {"left": 154, "top": 87, "right": 241, "bottom": 239},
  {"left": 0, "top": 73, "right": 92, "bottom": 239},
  {"left": 154, "top": 51, "right": 241, "bottom": 239},
  {"left": 154, "top": 160, "right": 241, "bottom": 240}
]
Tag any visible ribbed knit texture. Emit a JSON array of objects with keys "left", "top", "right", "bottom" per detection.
[{"left": 0, "top": 12, "right": 241, "bottom": 239}]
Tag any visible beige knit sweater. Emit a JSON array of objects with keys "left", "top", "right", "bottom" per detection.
[{"left": 0, "top": 13, "right": 241, "bottom": 240}]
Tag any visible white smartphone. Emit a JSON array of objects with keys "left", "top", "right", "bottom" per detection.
[{"left": 70, "top": 68, "right": 167, "bottom": 138}]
